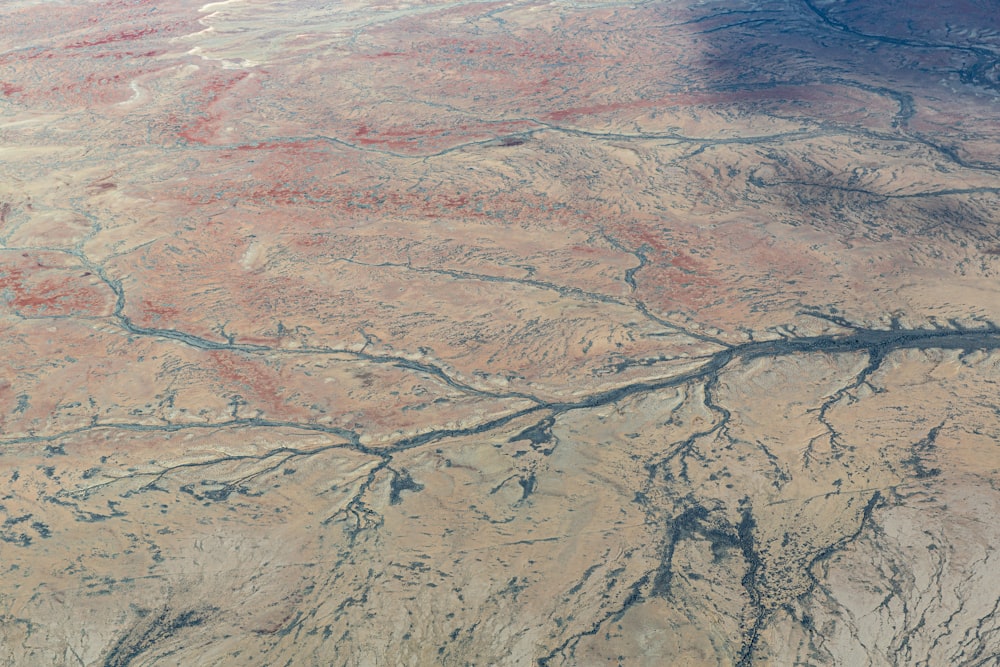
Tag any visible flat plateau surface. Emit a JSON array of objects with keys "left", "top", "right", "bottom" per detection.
[{"left": 1, "top": 0, "right": 1000, "bottom": 664}]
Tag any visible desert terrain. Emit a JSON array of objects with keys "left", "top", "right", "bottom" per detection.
[{"left": 1, "top": 0, "right": 999, "bottom": 664}]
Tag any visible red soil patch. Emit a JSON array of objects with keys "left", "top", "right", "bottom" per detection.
[
  {"left": 0, "top": 253, "right": 114, "bottom": 318},
  {"left": 206, "top": 350, "right": 289, "bottom": 414},
  {"left": 65, "top": 27, "right": 158, "bottom": 49}
]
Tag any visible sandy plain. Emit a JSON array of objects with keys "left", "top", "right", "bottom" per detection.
[{"left": 1, "top": 0, "right": 999, "bottom": 664}]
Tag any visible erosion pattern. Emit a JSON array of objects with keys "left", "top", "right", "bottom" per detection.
[{"left": 1, "top": 0, "right": 1000, "bottom": 664}]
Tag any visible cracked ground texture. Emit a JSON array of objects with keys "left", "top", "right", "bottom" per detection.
[{"left": 1, "top": 0, "right": 1000, "bottom": 664}]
